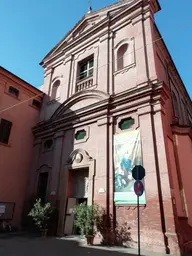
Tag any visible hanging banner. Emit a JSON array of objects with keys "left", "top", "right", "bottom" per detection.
[{"left": 114, "top": 129, "right": 146, "bottom": 205}]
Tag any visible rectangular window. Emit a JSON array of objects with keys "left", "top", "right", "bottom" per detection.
[
  {"left": 0, "top": 119, "right": 12, "bottom": 144},
  {"left": 8, "top": 86, "right": 19, "bottom": 98},
  {"left": 37, "top": 172, "right": 48, "bottom": 202},
  {"left": 32, "top": 99, "right": 41, "bottom": 109},
  {"left": 79, "top": 57, "right": 94, "bottom": 80}
]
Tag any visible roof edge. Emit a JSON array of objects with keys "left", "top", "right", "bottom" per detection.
[
  {"left": 40, "top": 0, "right": 140, "bottom": 66},
  {"left": 154, "top": 24, "right": 192, "bottom": 103},
  {"left": 0, "top": 66, "right": 43, "bottom": 95}
]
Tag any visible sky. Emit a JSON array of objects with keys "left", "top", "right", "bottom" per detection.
[{"left": 0, "top": 0, "right": 191, "bottom": 98}]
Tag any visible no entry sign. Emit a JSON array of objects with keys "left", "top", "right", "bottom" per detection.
[{"left": 134, "top": 180, "right": 144, "bottom": 197}]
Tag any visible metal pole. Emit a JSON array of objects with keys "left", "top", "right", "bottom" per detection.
[{"left": 137, "top": 194, "right": 140, "bottom": 256}]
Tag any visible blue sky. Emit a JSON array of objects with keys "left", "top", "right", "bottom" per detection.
[{"left": 0, "top": 0, "right": 191, "bottom": 98}]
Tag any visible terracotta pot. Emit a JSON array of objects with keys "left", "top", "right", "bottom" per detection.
[
  {"left": 40, "top": 229, "right": 48, "bottom": 237},
  {"left": 86, "top": 235, "right": 94, "bottom": 245}
]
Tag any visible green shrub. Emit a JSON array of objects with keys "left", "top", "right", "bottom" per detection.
[
  {"left": 74, "top": 203, "right": 101, "bottom": 237},
  {"left": 28, "top": 199, "right": 55, "bottom": 230}
]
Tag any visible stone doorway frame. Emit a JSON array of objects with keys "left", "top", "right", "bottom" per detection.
[{"left": 57, "top": 149, "right": 95, "bottom": 236}]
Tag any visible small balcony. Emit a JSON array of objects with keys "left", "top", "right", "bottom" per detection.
[{"left": 76, "top": 77, "right": 93, "bottom": 93}]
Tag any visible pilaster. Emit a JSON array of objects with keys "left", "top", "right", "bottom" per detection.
[
  {"left": 138, "top": 105, "right": 164, "bottom": 250},
  {"left": 98, "top": 33, "right": 109, "bottom": 93},
  {"left": 138, "top": 102, "right": 180, "bottom": 254},
  {"left": 152, "top": 105, "right": 180, "bottom": 254},
  {"left": 49, "top": 131, "right": 65, "bottom": 202},
  {"left": 108, "top": 116, "right": 114, "bottom": 217},
  {"left": 27, "top": 138, "right": 42, "bottom": 199},
  {"left": 95, "top": 117, "right": 109, "bottom": 209},
  {"left": 132, "top": 15, "right": 148, "bottom": 86}
]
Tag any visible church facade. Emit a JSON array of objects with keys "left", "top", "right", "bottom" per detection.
[{"left": 27, "top": 0, "right": 192, "bottom": 254}]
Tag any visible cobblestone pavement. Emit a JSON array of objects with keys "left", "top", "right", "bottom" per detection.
[{"left": 0, "top": 234, "right": 169, "bottom": 256}]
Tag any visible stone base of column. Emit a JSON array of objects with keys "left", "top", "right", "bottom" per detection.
[{"left": 165, "top": 232, "right": 181, "bottom": 256}]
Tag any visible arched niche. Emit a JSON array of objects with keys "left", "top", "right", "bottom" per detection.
[{"left": 51, "top": 89, "right": 109, "bottom": 120}]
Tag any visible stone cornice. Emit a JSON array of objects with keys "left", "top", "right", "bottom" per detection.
[
  {"left": 32, "top": 100, "right": 110, "bottom": 137},
  {"left": 51, "top": 89, "right": 110, "bottom": 120},
  {"left": 111, "top": 81, "right": 169, "bottom": 109},
  {"left": 33, "top": 82, "right": 169, "bottom": 137},
  {"left": 97, "top": 117, "right": 109, "bottom": 127},
  {"left": 54, "top": 130, "right": 65, "bottom": 139},
  {"left": 171, "top": 124, "right": 192, "bottom": 139}
]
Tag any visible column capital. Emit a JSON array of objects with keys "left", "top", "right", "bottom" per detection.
[
  {"left": 137, "top": 105, "right": 152, "bottom": 116},
  {"left": 54, "top": 130, "right": 65, "bottom": 139},
  {"left": 63, "top": 54, "right": 73, "bottom": 65},
  {"left": 97, "top": 117, "right": 109, "bottom": 126},
  {"left": 44, "top": 67, "right": 53, "bottom": 78}
]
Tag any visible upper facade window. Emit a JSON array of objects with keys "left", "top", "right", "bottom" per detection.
[
  {"left": 51, "top": 80, "right": 60, "bottom": 100},
  {"left": 75, "top": 129, "right": 86, "bottom": 141},
  {"left": 114, "top": 38, "right": 135, "bottom": 74},
  {"left": 119, "top": 118, "right": 135, "bottom": 130},
  {"left": 32, "top": 99, "right": 41, "bottom": 109},
  {"left": 78, "top": 57, "right": 94, "bottom": 81},
  {"left": 8, "top": 86, "right": 19, "bottom": 98},
  {"left": 117, "top": 44, "right": 128, "bottom": 70},
  {"left": 0, "top": 119, "right": 12, "bottom": 144}
]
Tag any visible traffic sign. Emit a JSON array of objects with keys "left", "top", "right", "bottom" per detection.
[
  {"left": 132, "top": 165, "right": 145, "bottom": 180},
  {"left": 134, "top": 180, "right": 144, "bottom": 197}
]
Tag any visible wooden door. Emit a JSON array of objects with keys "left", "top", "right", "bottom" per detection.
[{"left": 64, "top": 198, "right": 77, "bottom": 235}]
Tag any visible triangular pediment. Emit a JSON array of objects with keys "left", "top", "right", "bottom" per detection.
[
  {"left": 47, "top": 14, "right": 104, "bottom": 59},
  {"left": 41, "top": 0, "right": 140, "bottom": 64},
  {"left": 73, "top": 16, "right": 100, "bottom": 38}
]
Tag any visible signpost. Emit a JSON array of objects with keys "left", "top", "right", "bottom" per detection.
[{"left": 132, "top": 165, "right": 145, "bottom": 256}]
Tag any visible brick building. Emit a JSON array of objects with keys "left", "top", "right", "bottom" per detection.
[
  {"left": 27, "top": 0, "right": 192, "bottom": 254},
  {"left": 0, "top": 66, "right": 43, "bottom": 227}
]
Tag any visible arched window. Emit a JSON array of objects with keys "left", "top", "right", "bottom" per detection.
[
  {"left": 51, "top": 80, "right": 60, "bottom": 100},
  {"left": 117, "top": 43, "right": 128, "bottom": 70}
]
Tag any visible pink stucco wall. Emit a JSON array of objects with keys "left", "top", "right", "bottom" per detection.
[{"left": 0, "top": 67, "right": 43, "bottom": 227}]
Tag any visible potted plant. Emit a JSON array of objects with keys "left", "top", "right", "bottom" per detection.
[
  {"left": 74, "top": 203, "right": 101, "bottom": 245},
  {"left": 28, "top": 198, "right": 54, "bottom": 237}
]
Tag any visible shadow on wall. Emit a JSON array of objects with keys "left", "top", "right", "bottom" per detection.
[
  {"left": 23, "top": 94, "right": 133, "bottom": 247},
  {"left": 96, "top": 208, "right": 133, "bottom": 247},
  {"left": 22, "top": 96, "right": 78, "bottom": 234}
]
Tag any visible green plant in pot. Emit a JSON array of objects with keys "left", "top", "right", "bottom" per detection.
[
  {"left": 28, "top": 198, "right": 55, "bottom": 237},
  {"left": 74, "top": 203, "right": 101, "bottom": 245}
]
